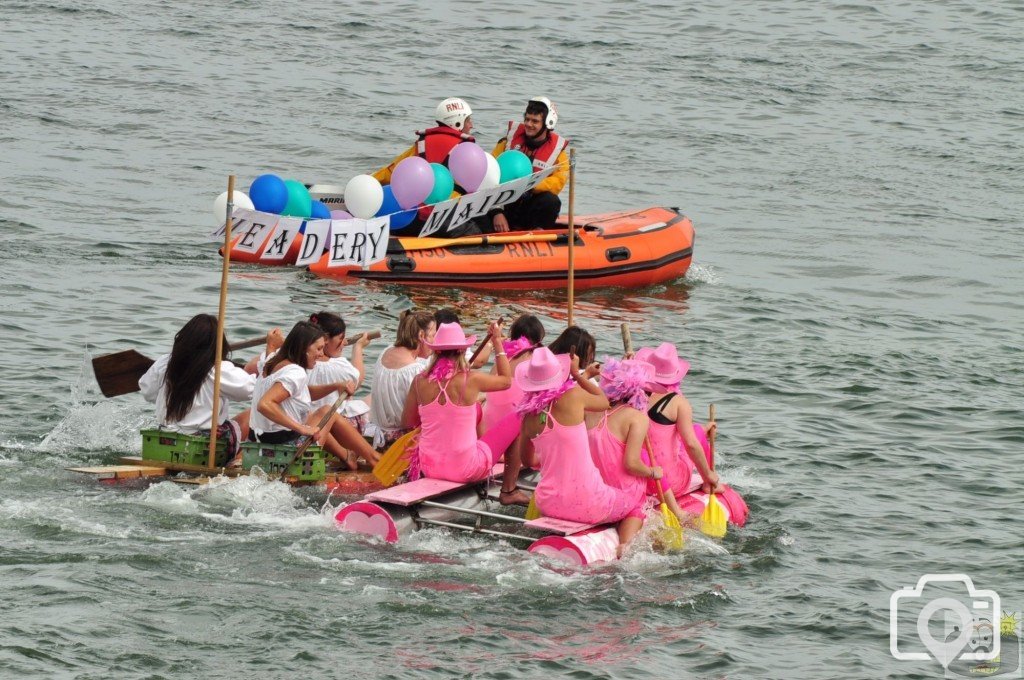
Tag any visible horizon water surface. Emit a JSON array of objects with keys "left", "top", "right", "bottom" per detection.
[{"left": 1, "top": 1, "right": 1022, "bottom": 678}]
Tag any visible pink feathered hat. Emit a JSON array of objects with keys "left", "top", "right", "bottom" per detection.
[
  {"left": 424, "top": 322, "right": 477, "bottom": 351},
  {"left": 635, "top": 342, "right": 690, "bottom": 389},
  {"left": 514, "top": 347, "right": 572, "bottom": 392}
]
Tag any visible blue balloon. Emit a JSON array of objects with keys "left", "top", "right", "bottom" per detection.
[
  {"left": 249, "top": 174, "right": 289, "bottom": 213},
  {"left": 310, "top": 200, "right": 331, "bottom": 219},
  {"left": 376, "top": 185, "right": 416, "bottom": 230}
]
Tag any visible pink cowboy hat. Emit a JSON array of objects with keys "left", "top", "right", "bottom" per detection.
[
  {"left": 424, "top": 322, "right": 477, "bottom": 351},
  {"left": 514, "top": 347, "right": 572, "bottom": 392},
  {"left": 635, "top": 342, "right": 690, "bottom": 389}
]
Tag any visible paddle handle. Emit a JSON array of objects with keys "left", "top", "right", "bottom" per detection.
[
  {"left": 620, "top": 323, "right": 632, "bottom": 356},
  {"left": 708, "top": 403, "right": 716, "bottom": 471},
  {"left": 345, "top": 330, "right": 381, "bottom": 346},
  {"left": 468, "top": 317, "right": 504, "bottom": 365},
  {"left": 566, "top": 148, "right": 576, "bottom": 327},
  {"left": 209, "top": 174, "right": 236, "bottom": 469},
  {"left": 282, "top": 392, "right": 349, "bottom": 479}
]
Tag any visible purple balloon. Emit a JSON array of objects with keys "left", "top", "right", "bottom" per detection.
[
  {"left": 329, "top": 209, "right": 353, "bottom": 220},
  {"left": 390, "top": 156, "right": 435, "bottom": 209},
  {"left": 448, "top": 142, "right": 488, "bottom": 193}
]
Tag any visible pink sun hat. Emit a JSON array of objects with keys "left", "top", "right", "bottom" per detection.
[
  {"left": 514, "top": 347, "right": 572, "bottom": 392},
  {"left": 635, "top": 342, "right": 690, "bottom": 390},
  {"left": 424, "top": 322, "right": 477, "bottom": 351}
]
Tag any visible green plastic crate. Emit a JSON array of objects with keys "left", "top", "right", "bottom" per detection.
[
  {"left": 239, "top": 441, "right": 326, "bottom": 482},
  {"left": 140, "top": 429, "right": 229, "bottom": 467}
]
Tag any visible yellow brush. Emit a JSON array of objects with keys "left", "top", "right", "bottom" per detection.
[
  {"left": 371, "top": 428, "right": 420, "bottom": 486},
  {"left": 524, "top": 495, "right": 541, "bottom": 520},
  {"left": 698, "top": 404, "right": 728, "bottom": 538}
]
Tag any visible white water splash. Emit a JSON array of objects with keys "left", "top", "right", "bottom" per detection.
[{"left": 683, "top": 262, "right": 721, "bottom": 285}]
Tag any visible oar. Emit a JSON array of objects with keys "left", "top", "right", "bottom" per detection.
[
  {"left": 698, "top": 403, "right": 728, "bottom": 538},
  {"left": 620, "top": 322, "right": 633, "bottom": 358},
  {"left": 644, "top": 434, "right": 684, "bottom": 550},
  {"left": 398, "top": 233, "right": 559, "bottom": 253},
  {"left": 277, "top": 392, "right": 349, "bottom": 482},
  {"left": 371, "top": 428, "right": 419, "bottom": 486},
  {"left": 208, "top": 174, "right": 238, "bottom": 468},
  {"left": 93, "top": 332, "right": 378, "bottom": 399},
  {"left": 370, "top": 323, "right": 500, "bottom": 486},
  {"left": 566, "top": 148, "right": 577, "bottom": 327}
]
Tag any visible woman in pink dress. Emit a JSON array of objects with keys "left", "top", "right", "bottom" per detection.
[
  {"left": 638, "top": 343, "right": 748, "bottom": 526},
  {"left": 402, "top": 321, "right": 529, "bottom": 505},
  {"left": 480, "top": 313, "right": 546, "bottom": 433},
  {"left": 519, "top": 346, "right": 665, "bottom": 555}
]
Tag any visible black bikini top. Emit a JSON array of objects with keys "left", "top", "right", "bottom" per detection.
[{"left": 647, "top": 393, "right": 677, "bottom": 425}]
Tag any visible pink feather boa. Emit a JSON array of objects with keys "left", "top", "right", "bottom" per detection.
[
  {"left": 516, "top": 377, "right": 577, "bottom": 416},
  {"left": 600, "top": 357, "right": 651, "bottom": 411},
  {"left": 502, "top": 336, "right": 536, "bottom": 359},
  {"left": 425, "top": 357, "right": 458, "bottom": 383}
]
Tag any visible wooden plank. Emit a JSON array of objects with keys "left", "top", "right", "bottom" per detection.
[
  {"left": 117, "top": 457, "right": 246, "bottom": 477},
  {"left": 366, "top": 477, "right": 466, "bottom": 507},
  {"left": 68, "top": 465, "right": 168, "bottom": 480},
  {"left": 524, "top": 516, "right": 600, "bottom": 536}
]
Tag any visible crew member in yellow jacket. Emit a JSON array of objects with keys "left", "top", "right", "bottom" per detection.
[{"left": 489, "top": 97, "right": 569, "bottom": 232}]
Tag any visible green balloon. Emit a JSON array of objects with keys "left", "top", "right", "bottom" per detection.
[
  {"left": 497, "top": 150, "right": 533, "bottom": 184},
  {"left": 425, "top": 163, "right": 455, "bottom": 205},
  {"left": 281, "top": 179, "right": 312, "bottom": 218}
]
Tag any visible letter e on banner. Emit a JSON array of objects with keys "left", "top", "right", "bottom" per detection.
[
  {"left": 233, "top": 217, "right": 275, "bottom": 254},
  {"left": 295, "top": 219, "right": 330, "bottom": 266}
]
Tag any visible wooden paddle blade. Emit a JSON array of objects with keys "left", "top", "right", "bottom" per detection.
[
  {"left": 524, "top": 494, "right": 541, "bottom": 520},
  {"left": 698, "top": 494, "right": 728, "bottom": 538},
  {"left": 371, "top": 428, "right": 419, "bottom": 486},
  {"left": 92, "top": 350, "right": 154, "bottom": 398}
]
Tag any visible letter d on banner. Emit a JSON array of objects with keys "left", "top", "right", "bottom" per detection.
[{"left": 295, "top": 219, "right": 330, "bottom": 266}]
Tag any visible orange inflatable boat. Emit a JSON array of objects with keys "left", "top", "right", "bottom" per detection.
[{"left": 302, "top": 207, "right": 694, "bottom": 290}]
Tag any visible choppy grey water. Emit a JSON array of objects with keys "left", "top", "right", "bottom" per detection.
[{"left": 2, "top": 1, "right": 1022, "bottom": 678}]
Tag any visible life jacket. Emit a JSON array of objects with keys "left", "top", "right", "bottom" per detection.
[
  {"left": 416, "top": 126, "right": 476, "bottom": 165},
  {"left": 503, "top": 122, "right": 569, "bottom": 171}
]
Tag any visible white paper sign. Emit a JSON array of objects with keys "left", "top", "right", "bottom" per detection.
[
  {"left": 231, "top": 212, "right": 278, "bottom": 254},
  {"left": 294, "top": 219, "right": 332, "bottom": 266},
  {"left": 415, "top": 166, "right": 557, "bottom": 237},
  {"left": 326, "top": 216, "right": 390, "bottom": 268},
  {"left": 259, "top": 217, "right": 303, "bottom": 261},
  {"left": 209, "top": 207, "right": 262, "bottom": 242}
]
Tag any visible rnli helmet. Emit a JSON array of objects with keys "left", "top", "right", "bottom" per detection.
[
  {"left": 528, "top": 96, "right": 558, "bottom": 130},
  {"left": 435, "top": 97, "right": 472, "bottom": 130}
]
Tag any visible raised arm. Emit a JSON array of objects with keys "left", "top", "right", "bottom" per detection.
[{"left": 675, "top": 396, "right": 721, "bottom": 493}]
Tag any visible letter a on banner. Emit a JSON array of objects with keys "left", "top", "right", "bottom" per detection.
[
  {"left": 261, "top": 217, "right": 302, "bottom": 261},
  {"left": 294, "top": 219, "right": 331, "bottom": 266}
]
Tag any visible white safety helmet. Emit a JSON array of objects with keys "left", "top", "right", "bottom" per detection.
[
  {"left": 528, "top": 96, "right": 558, "bottom": 130},
  {"left": 435, "top": 97, "right": 473, "bottom": 130}
]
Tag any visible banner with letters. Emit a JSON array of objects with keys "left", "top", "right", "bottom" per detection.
[{"left": 417, "top": 166, "right": 557, "bottom": 237}]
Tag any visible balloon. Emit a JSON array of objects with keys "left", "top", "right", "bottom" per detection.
[
  {"left": 389, "top": 208, "right": 417, "bottom": 230},
  {"left": 310, "top": 200, "right": 331, "bottom": 219},
  {"left": 478, "top": 154, "right": 501, "bottom": 192},
  {"left": 344, "top": 174, "right": 384, "bottom": 219},
  {"left": 212, "top": 190, "right": 254, "bottom": 226},
  {"left": 497, "top": 150, "right": 533, "bottom": 184},
  {"left": 391, "top": 156, "right": 434, "bottom": 209},
  {"left": 448, "top": 142, "right": 488, "bottom": 193},
  {"left": 329, "top": 209, "right": 353, "bottom": 220},
  {"left": 375, "top": 185, "right": 402, "bottom": 218},
  {"left": 425, "top": 163, "right": 455, "bottom": 205},
  {"left": 281, "top": 179, "right": 312, "bottom": 218},
  {"left": 248, "top": 174, "right": 288, "bottom": 213}
]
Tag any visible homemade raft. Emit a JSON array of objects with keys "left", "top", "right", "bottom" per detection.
[
  {"left": 69, "top": 429, "right": 384, "bottom": 495},
  {"left": 334, "top": 465, "right": 621, "bottom": 566},
  {"left": 229, "top": 207, "right": 694, "bottom": 290}
]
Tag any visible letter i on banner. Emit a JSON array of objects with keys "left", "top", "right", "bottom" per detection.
[
  {"left": 260, "top": 216, "right": 301, "bottom": 261},
  {"left": 294, "top": 219, "right": 331, "bottom": 266}
]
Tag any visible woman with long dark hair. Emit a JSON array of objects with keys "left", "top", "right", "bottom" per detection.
[
  {"left": 251, "top": 321, "right": 379, "bottom": 469},
  {"left": 139, "top": 313, "right": 255, "bottom": 463}
]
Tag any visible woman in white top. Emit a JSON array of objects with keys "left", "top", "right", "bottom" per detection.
[
  {"left": 252, "top": 321, "right": 380, "bottom": 469},
  {"left": 139, "top": 314, "right": 255, "bottom": 464},
  {"left": 367, "top": 310, "right": 436, "bottom": 447},
  {"left": 308, "top": 311, "right": 372, "bottom": 431}
]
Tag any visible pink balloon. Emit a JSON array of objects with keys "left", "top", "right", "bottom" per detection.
[
  {"left": 448, "top": 142, "right": 488, "bottom": 193},
  {"left": 391, "top": 156, "right": 435, "bottom": 209},
  {"left": 330, "top": 209, "right": 353, "bottom": 220}
]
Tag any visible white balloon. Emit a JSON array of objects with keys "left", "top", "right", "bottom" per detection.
[
  {"left": 477, "top": 153, "right": 501, "bottom": 191},
  {"left": 213, "top": 190, "right": 254, "bottom": 225},
  {"left": 344, "top": 174, "right": 384, "bottom": 219}
]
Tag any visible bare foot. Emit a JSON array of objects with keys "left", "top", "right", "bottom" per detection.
[{"left": 499, "top": 487, "right": 531, "bottom": 507}]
